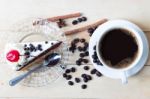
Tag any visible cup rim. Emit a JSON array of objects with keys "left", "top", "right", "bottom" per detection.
[{"left": 95, "top": 20, "right": 143, "bottom": 71}]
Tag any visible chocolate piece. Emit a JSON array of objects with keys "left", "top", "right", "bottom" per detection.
[
  {"left": 90, "top": 69, "right": 97, "bottom": 74},
  {"left": 96, "top": 71, "right": 102, "bottom": 77},
  {"left": 68, "top": 81, "right": 74, "bottom": 85},
  {"left": 65, "top": 69, "right": 71, "bottom": 73},
  {"left": 83, "top": 66, "right": 89, "bottom": 70},
  {"left": 72, "top": 20, "right": 78, "bottom": 25},
  {"left": 71, "top": 67, "right": 76, "bottom": 72},
  {"left": 82, "top": 17, "right": 87, "bottom": 21},
  {"left": 75, "top": 78, "right": 81, "bottom": 83}
]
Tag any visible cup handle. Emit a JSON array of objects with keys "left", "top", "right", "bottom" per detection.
[{"left": 121, "top": 71, "right": 128, "bottom": 84}]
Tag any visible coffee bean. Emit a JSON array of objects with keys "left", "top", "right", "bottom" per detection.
[
  {"left": 84, "top": 51, "right": 89, "bottom": 56},
  {"left": 81, "top": 74, "right": 87, "bottom": 78},
  {"left": 66, "top": 75, "right": 72, "bottom": 80},
  {"left": 78, "top": 18, "right": 83, "bottom": 22},
  {"left": 71, "top": 67, "right": 76, "bottom": 72},
  {"left": 97, "top": 61, "right": 103, "bottom": 66},
  {"left": 84, "top": 42, "right": 89, "bottom": 48},
  {"left": 76, "top": 60, "right": 81, "bottom": 66},
  {"left": 92, "top": 54, "right": 98, "bottom": 59},
  {"left": 65, "top": 69, "right": 71, "bottom": 73},
  {"left": 82, "top": 17, "right": 87, "bottom": 21},
  {"left": 80, "top": 53, "right": 85, "bottom": 57},
  {"left": 81, "top": 84, "right": 87, "bottom": 89},
  {"left": 93, "top": 45, "right": 96, "bottom": 50},
  {"left": 82, "top": 59, "right": 89, "bottom": 63},
  {"left": 86, "top": 75, "right": 92, "bottom": 80},
  {"left": 96, "top": 71, "right": 102, "bottom": 77},
  {"left": 93, "top": 59, "right": 98, "bottom": 63},
  {"left": 75, "top": 78, "right": 81, "bottom": 83},
  {"left": 24, "top": 44, "right": 27, "bottom": 48},
  {"left": 24, "top": 47, "right": 27, "bottom": 50},
  {"left": 24, "top": 52, "right": 30, "bottom": 56},
  {"left": 83, "top": 78, "right": 88, "bottom": 83},
  {"left": 78, "top": 46, "right": 83, "bottom": 52},
  {"left": 72, "top": 20, "right": 78, "bottom": 25},
  {"left": 73, "top": 38, "right": 80, "bottom": 43},
  {"left": 63, "top": 73, "right": 67, "bottom": 78},
  {"left": 45, "top": 41, "right": 48, "bottom": 44},
  {"left": 91, "top": 69, "right": 97, "bottom": 74},
  {"left": 83, "top": 66, "right": 90, "bottom": 70},
  {"left": 80, "top": 38, "right": 86, "bottom": 43},
  {"left": 68, "top": 81, "right": 74, "bottom": 86},
  {"left": 88, "top": 28, "right": 94, "bottom": 34}
]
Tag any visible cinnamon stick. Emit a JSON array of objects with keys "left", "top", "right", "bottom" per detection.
[
  {"left": 64, "top": 18, "right": 108, "bottom": 35},
  {"left": 47, "top": 12, "right": 82, "bottom": 22}
]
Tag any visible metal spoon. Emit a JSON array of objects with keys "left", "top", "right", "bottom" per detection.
[{"left": 9, "top": 53, "right": 61, "bottom": 86}]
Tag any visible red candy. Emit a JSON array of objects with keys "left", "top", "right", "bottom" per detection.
[{"left": 6, "top": 50, "right": 20, "bottom": 62}]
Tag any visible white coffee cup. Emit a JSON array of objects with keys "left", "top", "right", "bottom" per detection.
[{"left": 95, "top": 20, "right": 144, "bottom": 84}]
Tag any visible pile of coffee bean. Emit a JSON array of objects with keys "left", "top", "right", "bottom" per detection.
[
  {"left": 69, "top": 38, "right": 89, "bottom": 66},
  {"left": 57, "top": 19, "right": 67, "bottom": 28},
  {"left": 63, "top": 65, "right": 102, "bottom": 89},
  {"left": 64, "top": 38, "right": 103, "bottom": 89},
  {"left": 92, "top": 45, "right": 103, "bottom": 66},
  {"left": 72, "top": 16, "right": 87, "bottom": 25}
]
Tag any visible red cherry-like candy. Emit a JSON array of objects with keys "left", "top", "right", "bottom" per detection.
[{"left": 6, "top": 50, "right": 20, "bottom": 62}]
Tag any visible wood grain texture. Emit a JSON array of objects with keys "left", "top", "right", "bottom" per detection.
[{"left": 0, "top": 0, "right": 150, "bottom": 99}]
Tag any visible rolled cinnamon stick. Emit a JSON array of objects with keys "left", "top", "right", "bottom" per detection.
[
  {"left": 64, "top": 18, "right": 108, "bottom": 35},
  {"left": 47, "top": 12, "right": 82, "bottom": 22}
]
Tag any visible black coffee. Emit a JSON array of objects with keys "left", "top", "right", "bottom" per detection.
[{"left": 99, "top": 29, "right": 138, "bottom": 68}]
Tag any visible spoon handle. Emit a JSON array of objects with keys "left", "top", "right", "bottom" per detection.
[{"left": 9, "top": 64, "right": 43, "bottom": 86}]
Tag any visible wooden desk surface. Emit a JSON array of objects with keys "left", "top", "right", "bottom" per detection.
[{"left": 0, "top": 0, "right": 150, "bottom": 99}]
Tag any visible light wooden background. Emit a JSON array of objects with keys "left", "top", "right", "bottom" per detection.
[{"left": 0, "top": 0, "right": 150, "bottom": 99}]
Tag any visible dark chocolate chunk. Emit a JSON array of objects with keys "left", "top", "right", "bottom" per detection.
[
  {"left": 73, "top": 38, "right": 80, "bottom": 43},
  {"left": 81, "top": 84, "right": 87, "bottom": 89},
  {"left": 68, "top": 81, "right": 74, "bottom": 86}
]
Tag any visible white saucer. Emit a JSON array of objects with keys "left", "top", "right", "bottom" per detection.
[{"left": 89, "top": 20, "right": 149, "bottom": 80}]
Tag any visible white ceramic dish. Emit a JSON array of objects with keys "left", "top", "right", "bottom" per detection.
[{"left": 89, "top": 20, "right": 149, "bottom": 83}]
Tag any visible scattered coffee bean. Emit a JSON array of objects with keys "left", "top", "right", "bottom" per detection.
[
  {"left": 65, "top": 69, "right": 71, "bottom": 74},
  {"left": 71, "top": 67, "right": 76, "bottom": 72},
  {"left": 84, "top": 51, "right": 89, "bottom": 56},
  {"left": 81, "top": 84, "right": 87, "bottom": 89},
  {"left": 68, "top": 81, "right": 74, "bottom": 86},
  {"left": 82, "top": 59, "right": 89, "bottom": 63},
  {"left": 78, "top": 18, "right": 83, "bottom": 22},
  {"left": 83, "top": 77, "right": 88, "bottom": 83},
  {"left": 84, "top": 42, "right": 89, "bottom": 48},
  {"left": 80, "top": 53, "right": 85, "bottom": 57},
  {"left": 88, "top": 28, "right": 94, "bottom": 34},
  {"left": 96, "top": 71, "right": 102, "bottom": 77},
  {"left": 76, "top": 60, "right": 81, "bottom": 66},
  {"left": 24, "top": 51, "right": 30, "bottom": 56},
  {"left": 93, "top": 45, "right": 96, "bottom": 50},
  {"left": 45, "top": 41, "right": 48, "bottom": 44},
  {"left": 63, "top": 73, "right": 67, "bottom": 78},
  {"left": 80, "top": 38, "right": 86, "bottom": 43},
  {"left": 72, "top": 20, "right": 78, "bottom": 25},
  {"left": 73, "top": 38, "right": 80, "bottom": 43},
  {"left": 78, "top": 46, "right": 83, "bottom": 52},
  {"left": 81, "top": 74, "right": 87, "bottom": 78},
  {"left": 83, "top": 66, "right": 89, "bottom": 70},
  {"left": 82, "top": 17, "right": 87, "bottom": 21},
  {"left": 86, "top": 75, "right": 92, "bottom": 80},
  {"left": 91, "top": 69, "right": 97, "bottom": 74},
  {"left": 24, "top": 44, "right": 27, "bottom": 48},
  {"left": 75, "top": 78, "right": 81, "bottom": 83},
  {"left": 66, "top": 75, "right": 72, "bottom": 80},
  {"left": 97, "top": 61, "right": 103, "bottom": 66},
  {"left": 24, "top": 47, "right": 27, "bottom": 50}
]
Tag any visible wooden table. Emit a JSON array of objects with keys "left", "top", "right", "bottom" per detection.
[{"left": 0, "top": 0, "right": 150, "bottom": 99}]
